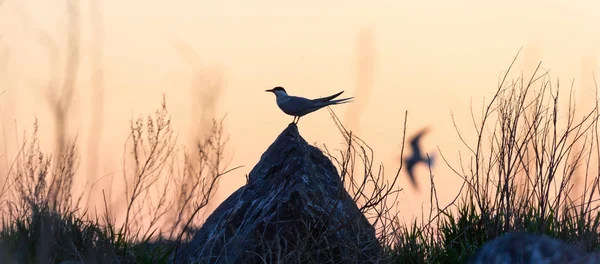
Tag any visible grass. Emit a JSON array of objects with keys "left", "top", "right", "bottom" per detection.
[{"left": 1, "top": 54, "right": 600, "bottom": 264}]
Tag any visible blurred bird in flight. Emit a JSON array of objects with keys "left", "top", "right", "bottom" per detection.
[
  {"left": 404, "top": 127, "right": 435, "bottom": 189},
  {"left": 265, "top": 87, "right": 353, "bottom": 124}
]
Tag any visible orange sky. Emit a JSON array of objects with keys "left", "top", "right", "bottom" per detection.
[{"left": 0, "top": 0, "right": 599, "bottom": 226}]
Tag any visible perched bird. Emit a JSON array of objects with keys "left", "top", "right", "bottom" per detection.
[
  {"left": 404, "top": 127, "right": 435, "bottom": 189},
  {"left": 265, "top": 87, "right": 353, "bottom": 124}
]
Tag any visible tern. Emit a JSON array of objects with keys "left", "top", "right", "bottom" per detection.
[
  {"left": 265, "top": 87, "right": 353, "bottom": 124},
  {"left": 404, "top": 127, "right": 435, "bottom": 189}
]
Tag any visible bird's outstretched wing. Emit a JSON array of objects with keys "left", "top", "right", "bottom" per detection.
[
  {"left": 404, "top": 157, "right": 419, "bottom": 189},
  {"left": 409, "top": 127, "right": 429, "bottom": 156},
  {"left": 313, "top": 91, "right": 344, "bottom": 102}
]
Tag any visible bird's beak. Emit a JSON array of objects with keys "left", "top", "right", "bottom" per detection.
[{"left": 265, "top": 89, "right": 273, "bottom": 92}]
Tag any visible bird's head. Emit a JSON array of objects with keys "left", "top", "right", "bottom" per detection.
[{"left": 265, "top": 86, "right": 288, "bottom": 97}]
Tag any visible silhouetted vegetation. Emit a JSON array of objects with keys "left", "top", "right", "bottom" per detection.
[
  {"left": 1, "top": 46, "right": 600, "bottom": 264},
  {"left": 0, "top": 95, "right": 236, "bottom": 263},
  {"left": 384, "top": 54, "right": 600, "bottom": 263}
]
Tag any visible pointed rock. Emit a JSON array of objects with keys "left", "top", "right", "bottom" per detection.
[{"left": 179, "top": 123, "right": 384, "bottom": 263}]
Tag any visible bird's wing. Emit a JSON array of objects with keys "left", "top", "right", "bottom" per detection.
[
  {"left": 313, "top": 91, "right": 344, "bottom": 102},
  {"left": 279, "top": 96, "right": 318, "bottom": 114},
  {"left": 280, "top": 94, "right": 351, "bottom": 117},
  {"left": 404, "top": 158, "right": 419, "bottom": 189},
  {"left": 409, "top": 128, "right": 429, "bottom": 155}
]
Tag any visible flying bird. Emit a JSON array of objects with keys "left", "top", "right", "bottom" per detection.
[
  {"left": 265, "top": 87, "right": 353, "bottom": 124},
  {"left": 404, "top": 127, "right": 435, "bottom": 189}
]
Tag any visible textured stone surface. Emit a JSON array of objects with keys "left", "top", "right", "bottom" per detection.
[
  {"left": 178, "top": 123, "right": 383, "bottom": 263},
  {"left": 468, "top": 232, "right": 600, "bottom": 264}
]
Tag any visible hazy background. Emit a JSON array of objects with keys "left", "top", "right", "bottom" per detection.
[{"left": 0, "top": 0, "right": 599, "bottom": 226}]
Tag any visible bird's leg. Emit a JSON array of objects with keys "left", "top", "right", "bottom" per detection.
[
  {"left": 292, "top": 116, "right": 297, "bottom": 123},
  {"left": 296, "top": 116, "right": 301, "bottom": 124}
]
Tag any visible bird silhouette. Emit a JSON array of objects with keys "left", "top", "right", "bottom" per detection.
[
  {"left": 403, "top": 127, "right": 435, "bottom": 190},
  {"left": 265, "top": 87, "right": 353, "bottom": 124}
]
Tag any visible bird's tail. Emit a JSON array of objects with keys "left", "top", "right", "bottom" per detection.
[
  {"left": 315, "top": 91, "right": 345, "bottom": 102},
  {"left": 329, "top": 97, "right": 354, "bottom": 105}
]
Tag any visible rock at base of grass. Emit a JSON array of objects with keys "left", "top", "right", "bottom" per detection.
[
  {"left": 468, "top": 232, "right": 600, "bottom": 264},
  {"left": 177, "top": 123, "right": 384, "bottom": 264}
]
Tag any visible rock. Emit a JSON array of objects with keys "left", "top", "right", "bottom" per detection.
[
  {"left": 178, "top": 123, "right": 384, "bottom": 263},
  {"left": 468, "top": 232, "right": 600, "bottom": 264}
]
